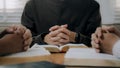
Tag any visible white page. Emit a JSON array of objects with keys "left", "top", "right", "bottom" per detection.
[
  {"left": 59, "top": 44, "right": 86, "bottom": 51},
  {"left": 66, "top": 48, "right": 96, "bottom": 53},
  {"left": 65, "top": 48, "right": 118, "bottom": 60},
  {"left": 35, "top": 43, "right": 86, "bottom": 52},
  {"left": 5, "top": 44, "right": 50, "bottom": 57}
]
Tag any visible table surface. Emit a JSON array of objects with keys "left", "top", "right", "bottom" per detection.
[
  {"left": 0, "top": 53, "right": 120, "bottom": 68},
  {"left": 0, "top": 44, "right": 87, "bottom": 66},
  {"left": 0, "top": 52, "right": 120, "bottom": 68},
  {"left": 0, "top": 53, "right": 65, "bottom": 65}
]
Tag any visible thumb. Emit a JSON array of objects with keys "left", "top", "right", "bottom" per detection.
[{"left": 61, "top": 24, "right": 68, "bottom": 28}]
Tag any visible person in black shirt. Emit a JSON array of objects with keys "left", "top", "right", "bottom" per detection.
[{"left": 21, "top": 0, "right": 101, "bottom": 47}]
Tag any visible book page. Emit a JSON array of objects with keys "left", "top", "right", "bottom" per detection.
[
  {"left": 62, "top": 43, "right": 87, "bottom": 48},
  {"left": 5, "top": 44, "right": 51, "bottom": 57},
  {"left": 38, "top": 45, "right": 60, "bottom": 52},
  {"left": 65, "top": 48, "right": 118, "bottom": 60},
  {"left": 64, "top": 48, "right": 120, "bottom": 67},
  {"left": 59, "top": 44, "right": 87, "bottom": 52},
  {"left": 38, "top": 44, "right": 87, "bottom": 52}
]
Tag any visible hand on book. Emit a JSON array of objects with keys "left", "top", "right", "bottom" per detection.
[
  {"left": 91, "top": 26, "right": 120, "bottom": 54},
  {"left": 44, "top": 24, "right": 76, "bottom": 45},
  {"left": 99, "top": 33, "right": 120, "bottom": 54},
  {"left": 64, "top": 48, "right": 119, "bottom": 67}
]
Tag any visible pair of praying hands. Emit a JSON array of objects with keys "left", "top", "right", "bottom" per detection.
[
  {"left": 44, "top": 24, "right": 76, "bottom": 46},
  {"left": 0, "top": 25, "right": 32, "bottom": 54},
  {"left": 91, "top": 26, "right": 120, "bottom": 54}
]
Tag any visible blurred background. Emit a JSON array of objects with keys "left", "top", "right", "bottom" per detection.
[{"left": 0, "top": 0, "right": 120, "bottom": 30}]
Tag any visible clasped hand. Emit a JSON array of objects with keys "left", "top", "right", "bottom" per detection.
[
  {"left": 91, "top": 26, "right": 120, "bottom": 54},
  {"left": 44, "top": 24, "right": 76, "bottom": 46}
]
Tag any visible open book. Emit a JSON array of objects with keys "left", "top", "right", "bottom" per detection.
[
  {"left": 35, "top": 44, "right": 87, "bottom": 53},
  {"left": 5, "top": 44, "right": 50, "bottom": 57},
  {"left": 64, "top": 48, "right": 120, "bottom": 67}
]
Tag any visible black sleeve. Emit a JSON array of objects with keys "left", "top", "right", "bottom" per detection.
[
  {"left": 21, "top": 0, "right": 48, "bottom": 46},
  {"left": 75, "top": 2, "right": 101, "bottom": 47},
  {"left": 21, "top": 0, "right": 37, "bottom": 36}
]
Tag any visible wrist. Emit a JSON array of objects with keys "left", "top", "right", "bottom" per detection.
[
  {"left": 44, "top": 34, "right": 49, "bottom": 44},
  {"left": 70, "top": 32, "right": 76, "bottom": 42},
  {"left": 33, "top": 33, "right": 48, "bottom": 44},
  {"left": 74, "top": 32, "right": 80, "bottom": 43}
]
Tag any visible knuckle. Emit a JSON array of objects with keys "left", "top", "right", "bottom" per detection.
[
  {"left": 91, "top": 41, "right": 94, "bottom": 47},
  {"left": 59, "top": 39, "right": 63, "bottom": 42},
  {"left": 49, "top": 32, "right": 54, "bottom": 36},
  {"left": 91, "top": 33, "right": 95, "bottom": 37},
  {"left": 97, "top": 27, "right": 101, "bottom": 30},
  {"left": 58, "top": 33, "right": 63, "bottom": 37},
  {"left": 66, "top": 39, "right": 70, "bottom": 43},
  {"left": 60, "top": 33, "right": 63, "bottom": 36},
  {"left": 60, "top": 28, "right": 65, "bottom": 31},
  {"left": 96, "top": 27, "right": 101, "bottom": 33},
  {"left": 55, "top": 25, "right": 60, "bottom": 27},
  {"left": 91, "top": 35, "right": 95, "bottom": 40}
]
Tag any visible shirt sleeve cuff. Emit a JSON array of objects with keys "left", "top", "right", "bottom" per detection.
[
  {"left": 112, "top": 40, "right": 120, "bottom": 58},
  {"left": 32, "top": 33, "right": 48, "bottom": 45}
]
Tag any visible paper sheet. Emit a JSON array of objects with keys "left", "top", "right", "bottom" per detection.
[
  {"left": 5, "top": 44, "right": 50, "bottom": 57},
  {"left": 65, "top": 48, "right": 118, "bottom": 60}
]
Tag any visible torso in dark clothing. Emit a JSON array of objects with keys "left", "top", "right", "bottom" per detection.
[{"left": 21, "top": 0, "right": 101, "bottom": 46}]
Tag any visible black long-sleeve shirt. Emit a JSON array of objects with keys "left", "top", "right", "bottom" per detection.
[{"left": 21, "top": 0, "right": 101, "bottom": 47}]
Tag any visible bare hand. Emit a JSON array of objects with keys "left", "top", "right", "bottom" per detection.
[
  {"left": 44, "top": 33, "right": 61, "bottom": 45},
  {"left": 91, "top": 26, "right": 105, "bottom": 52},
  {"left": 4, "top": 25, "right": 32, "bottom": 51},
  {"left": 91, "top": 26, "right": 120, "bottom": 53},
  {"left": 103, "top": 26, "right": 120, "bottom": 37},
  {"left": 44, "top": 27, "right": 70, "bottom": 45},
  {"left": 0, "top": 33, "right": 24, "bottom": 54},
  {"left": 100, "top": 33, "right": 120, "bottom": 54},
  {"left": 45, "top": 24, "right": 76, "bottom": 45}
]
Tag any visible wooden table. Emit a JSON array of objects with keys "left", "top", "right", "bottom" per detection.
[
  {"left": 0, "top": 53, "right": 65, "bottom": 65},
  {"left": 0, "top": 53, "right": 120, "bottom": 68},
  {"left": 0, "top": 44, "right": 87, "bottom": 67}
]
